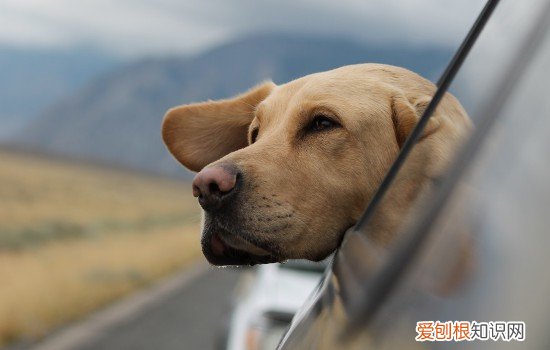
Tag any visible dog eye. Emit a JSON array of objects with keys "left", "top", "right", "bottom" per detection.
[
  {"left": 308, "top": 115, "right": 339, "bottom": 132},
  {"left": 250, "top": 128, "right": 259, "bottom": 144}
]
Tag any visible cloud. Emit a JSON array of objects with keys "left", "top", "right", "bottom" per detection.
[{"left": 0, "top": 0, "right": 485, "bottom": 57}]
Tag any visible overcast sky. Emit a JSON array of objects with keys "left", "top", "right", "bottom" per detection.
[{"left": 0, "top": 0, "right": 485, "bottom": 58}]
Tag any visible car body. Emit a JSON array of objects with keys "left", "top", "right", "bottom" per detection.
[
  {"left": 225, "top": 260, "right": 325, "bottom": 350},
  {"left": 279, "top": 0, "right": 550, "bottom": 349}
]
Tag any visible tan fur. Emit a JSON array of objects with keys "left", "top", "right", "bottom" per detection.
[
  {"left": 162, "top": 64, "right": 471, "bottom": 263},
  {"left": 163, "top": 82, "right": 276, "bottom": 172}
]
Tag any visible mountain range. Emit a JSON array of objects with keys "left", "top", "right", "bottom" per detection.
[
  {"left": 0, "top": 46, "right": 118, "bottom": 138},
  {"left": 12, "top": 34, "right": 453, "bottom": 177}
]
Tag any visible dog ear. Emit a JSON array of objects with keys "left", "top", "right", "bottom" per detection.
[
  {"left": 391, "top": 94, "right": 440, "bottom": 148},
  {"left": 162, "top": 81, "right": 276, "bottom": 172}
]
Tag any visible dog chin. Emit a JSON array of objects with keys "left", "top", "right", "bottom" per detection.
[{"left": 201, "top": 224, "right": 280, "bottom": 266}]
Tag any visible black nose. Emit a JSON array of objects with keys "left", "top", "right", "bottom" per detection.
[{"left": 192, "top": 164, "right": 240, "bottom": 211}]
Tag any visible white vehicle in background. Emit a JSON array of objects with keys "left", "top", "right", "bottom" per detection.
[{"left": 223, "top": 260, "right": 327, "bottom": 350}]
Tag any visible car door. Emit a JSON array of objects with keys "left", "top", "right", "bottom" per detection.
[{"left": 278, "top": 0, "right": 550, "bottom": 348}]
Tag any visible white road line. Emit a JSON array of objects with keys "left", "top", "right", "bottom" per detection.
[{"left": 28, "top": 261, "right": 209, "bottom": 350}]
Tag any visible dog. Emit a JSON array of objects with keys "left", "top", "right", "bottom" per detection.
[{"left": 162, "top": 64, "right": 471, "bottom": 266}]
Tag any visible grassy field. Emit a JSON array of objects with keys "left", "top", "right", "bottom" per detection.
[{"left": 0, "top": 150, "right": 202, "bottom": 346}]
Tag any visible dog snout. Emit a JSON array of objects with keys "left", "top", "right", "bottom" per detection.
[{"left": 192, "top": 163, "right": 240, "bottom": 211}]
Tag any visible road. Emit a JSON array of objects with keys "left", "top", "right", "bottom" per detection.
[{"left": 16, "top": 265, "right": 244, "bottom": 350}]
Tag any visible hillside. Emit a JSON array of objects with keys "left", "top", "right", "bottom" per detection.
[
  {"left": 0, "top": 149, "right": 201, "bottom": 346},
  {"left": 15, "top": 34, "right": 452, "bottom": 177},
  {"left": 0, "top": 46, "right": 118, "bottom": 138}
]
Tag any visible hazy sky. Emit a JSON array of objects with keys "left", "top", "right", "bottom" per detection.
[{"left": 0, "top": 0, "right": 485, "bottom": 57}]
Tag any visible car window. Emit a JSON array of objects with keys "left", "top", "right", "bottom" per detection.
[
  {"left": 279, "top": 0, "right": 550, "bottom": 348},
  {"left": 343, "top": 2, "right": 550, "bottom": 348}
]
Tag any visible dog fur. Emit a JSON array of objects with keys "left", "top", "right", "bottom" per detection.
[{"left": 162, "top": 64, "right": 471, "bottom": 265}]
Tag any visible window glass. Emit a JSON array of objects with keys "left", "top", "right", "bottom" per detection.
[
  {"left": 348, "top": 1, "right": 550, "bottom": 349},
  {"left": 280, "top": 1, "right": 550, "bottom": 348}
]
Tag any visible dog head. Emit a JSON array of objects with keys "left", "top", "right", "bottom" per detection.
[{"left": 162, "top": 64, "right": 470, "bottom": 266}]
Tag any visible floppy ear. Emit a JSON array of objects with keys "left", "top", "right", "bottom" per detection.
[
  {"left": 162, "top": 81, "right": 276, "bottom": 172},
  {"left": 391, "top": 94, "right": 440, "bottom": 148}
]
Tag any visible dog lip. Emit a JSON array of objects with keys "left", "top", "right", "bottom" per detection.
[
  {"left": 203, "top": 224, "right": 279, "bottom": 266},
  {"left": 210, "top": 233, "right": 226, "bottom": 256},
  {"left": 219, "top": 230, "right": 273, "bottom": 256}
]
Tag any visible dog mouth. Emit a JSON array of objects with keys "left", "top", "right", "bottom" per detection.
[{"left": 202, "top": 222, "right": 281, "bottom": 266}]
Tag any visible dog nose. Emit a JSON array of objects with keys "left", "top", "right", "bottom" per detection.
[{"left": 192, "top": 164, "right": 239, "bottom": 211}]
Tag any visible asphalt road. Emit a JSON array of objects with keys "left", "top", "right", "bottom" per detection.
[
  {"left": 11, "top": 266, "right": 244, "bottom": 350},
  {"left": 79, "top": 267, "right": 242, "bottom": 350}
]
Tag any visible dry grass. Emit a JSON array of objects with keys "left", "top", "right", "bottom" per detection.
[
  {"left": 0, "top": 225, "right": 202, "bottom": 345},
  {"left": 0, "top": 150, "right": 198, "bottom": 248},
  {"left": 0, "top": 150, "right": 203, "bottom": 346}
]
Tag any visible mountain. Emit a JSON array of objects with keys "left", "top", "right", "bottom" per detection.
[
  {"left": 0, "top": 46, "right": 119, "bottom": 138},
  {"left": 14, "top": 34, "right": 452, "bottom": 177}
]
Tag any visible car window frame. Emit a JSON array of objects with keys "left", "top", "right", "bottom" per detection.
[
  {"left": 278, "top": 0, "right": 550, "bottom": 346},
  {"left": 344, "top": 0, "right": 550, "bottom": 336}
]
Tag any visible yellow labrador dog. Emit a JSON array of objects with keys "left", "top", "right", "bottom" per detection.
[{"left": 162, "top": 64, "right": 471, "bottom": 266}]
